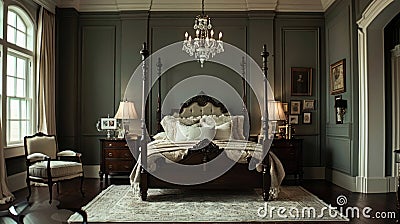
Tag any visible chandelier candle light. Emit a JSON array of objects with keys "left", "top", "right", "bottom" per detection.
[{"left": 182, "top": 0, "right": 224, "bottom": 67}]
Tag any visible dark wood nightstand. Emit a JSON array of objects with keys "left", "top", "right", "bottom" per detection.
[
  {"left": 99, "top": 138, "right": 138, "bottom": 183},
  {"left": 270, "top": 138, "right": 303, "bottom": 183}
]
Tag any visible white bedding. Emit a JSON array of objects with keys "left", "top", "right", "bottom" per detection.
[{"left": 130, "top": 139, "right": 285, "bottom": 199}]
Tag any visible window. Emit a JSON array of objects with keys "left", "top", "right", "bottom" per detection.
[
  {"left": 6, "top": 52, "right": 32, "bottom": 145},
  {"left": 7, "top": 7, "right": 33, "bottom": 50},
  {"left": 1, "top": 5, "right": 35, "bottom": 146}
]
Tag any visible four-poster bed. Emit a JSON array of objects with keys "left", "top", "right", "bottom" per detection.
[{"left": 133, "top": 43, "right": 283, "bottom": 201}]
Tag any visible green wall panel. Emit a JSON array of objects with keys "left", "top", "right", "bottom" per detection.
[
  {"left": 6, "top": 156, "right": 25, "bottom": 176},
  {"left": 325, "top": 0, "right": 358, "bottom": 176},
  {"left": 81, "top": 26, "right": 116, "bottom": 134}
]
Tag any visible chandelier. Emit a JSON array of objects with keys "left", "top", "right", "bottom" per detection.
[{"left": 182, "top": 0, "right": 224, "bottom": 67}]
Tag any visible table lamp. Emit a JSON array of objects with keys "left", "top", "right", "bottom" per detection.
[{"left": 114, "top": 100, "right": 138, "bottom": 138}]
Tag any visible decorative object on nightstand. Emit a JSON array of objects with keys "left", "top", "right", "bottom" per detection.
[
  {"left": 114, "top": 100, "right": 138, "bottom": 138},
  {"left": 96, "top": 116, "right": 117, "bottom": 138},
  {"left": 99, "top": 137, "right": 138, "bottom": 183}
]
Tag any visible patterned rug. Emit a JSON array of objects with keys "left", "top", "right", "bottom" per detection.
[{"left": 68, "top": 185, "right": 349, "bottom": 223}]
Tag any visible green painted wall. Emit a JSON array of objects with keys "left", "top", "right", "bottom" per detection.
[
  {"left": 56, "top": 9, "right": 325, "bottom": 168},
  {"left": 324, "top": 0, "right": 359, "bottom": 176}
]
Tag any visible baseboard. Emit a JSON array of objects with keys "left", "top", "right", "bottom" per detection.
[
  {"left": 326, "top": 168, "right": 396, "bottom": 193},
  {"left": 83, "top": 165, "right": 100, "bottom": 178},
  {"left": 355, "top": 176, "right": 397, "bottom": 193},
  {"left": 303, "top": 167, "right": 325, "bottom": 179},
  {"left": 326, "top": 168, "right": 356, "bottom": 192},
  {"left": 7, "top": 172, "right": 27, "bottom": 192}
]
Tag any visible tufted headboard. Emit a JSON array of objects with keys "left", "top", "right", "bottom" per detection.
[{"left": 179, "top": 95, "right": 229, "bottom": 118}]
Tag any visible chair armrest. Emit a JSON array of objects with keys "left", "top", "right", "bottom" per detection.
[
  {"left": 57, "top": 150, "right": 81, "bottom": 157},
  {"left": 27, "top": 153, "right": 50, "bottom": 161}
]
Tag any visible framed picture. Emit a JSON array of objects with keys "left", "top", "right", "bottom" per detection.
[
  {"left": 100, "top": 118, "right": 117, "bottom": 130},
  {"left": 289, "top": 115, "right": 299, "bottom": 124},
  {"left": 291, "top": 67, "right": 312, "bottom": 96},
  {"left": 303, "top": 100, "right": 315, "bottom": 110},
  {"left": 290, "top": 101, "right": 301, "bottom": 115},
  {"left": 330, "top": 59, "right": 346, "bottom": 95},
  {"left": 303, "top": 112, "right": 312, "bottom": 124}
]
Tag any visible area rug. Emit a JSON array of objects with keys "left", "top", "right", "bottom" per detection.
[{"left": 68, "top": 185, "right": 349, "bottom": 223}]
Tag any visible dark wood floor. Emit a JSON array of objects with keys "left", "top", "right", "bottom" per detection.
[{"left": 0, "top": 178, "right": 398, "bottom": 223}]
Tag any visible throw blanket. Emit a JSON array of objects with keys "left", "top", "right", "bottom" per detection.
[{"left": 130, "top": 140, "right": 285, "bottom": 199}]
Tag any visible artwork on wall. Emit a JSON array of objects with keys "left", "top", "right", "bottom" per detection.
[
  {"left": 289, "top": 115, "right": 299, "bottom": 124},
  {"left": 330, "top": 59, "right": 346, "bottom": 95},
  {"left": 290, "top": 101, "right": 301, "bottom": 114},
  {"left": 303, "top": 100, "right": 315, "bottom": 110},
  {"left": 303, "top": 112, "right": 312, "bottom": 124},
  {"left": 291, "top": 67, "right": 312, "bottom": 96}
]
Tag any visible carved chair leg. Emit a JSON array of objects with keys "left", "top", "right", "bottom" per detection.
[
  {"left": 80, "top": 176, "right": 85, "bottom": 197},
  {"left": 26, "top": 178, "right": 31, "bottom": 201}
]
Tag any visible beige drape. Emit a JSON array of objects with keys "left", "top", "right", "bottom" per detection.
[
  {"left": 37, "top": 7, "right": 56, "bottom": 135},
  {"left": 0, "top": 121, "right": 14, "bottom": 204}
]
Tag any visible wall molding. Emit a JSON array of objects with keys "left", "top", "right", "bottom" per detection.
[
  {"left": 55, "top": 0, "right": 331, "bottom": 12},
  {"left": 326, "top": 168, "right": 396, "bottom": 193},
  {"left": 83, "top": 165, "right": 100, "bottom": 178},
  {"left": 356, "top": 0, "right": 394, "bottom": 29},
  {"left": 7, "top": 172, "right": 27, "bottom": 192}
]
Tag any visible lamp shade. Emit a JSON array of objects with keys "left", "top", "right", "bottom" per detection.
[
  {"left": 268, "top": 101, "right": 286, "bottom": 121},
  {"left": 114, "top": 101, "right": 138, "bottom": 119}
]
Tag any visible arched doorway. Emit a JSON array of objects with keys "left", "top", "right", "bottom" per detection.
[{"left": 357, "top": 0, "right": 400, "bottom": 193}]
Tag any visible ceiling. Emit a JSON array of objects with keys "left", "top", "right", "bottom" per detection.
[{"left": 52, "top": 0, "right": 336, "bottom": 12}]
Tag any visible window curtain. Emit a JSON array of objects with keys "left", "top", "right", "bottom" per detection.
[
  {"left": 0, "top": 121, "right": 14, "bottom": 204},
  {"left": 37, "top": 7, "right": 56, "bottom": 135}
]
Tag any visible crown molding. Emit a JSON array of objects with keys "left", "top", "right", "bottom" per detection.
[
  {"left": 55, "top": 0, "right": 336, "bottom": 12},
  {"left": 32, "top": 0, "right": 56, "bottom": 13},
  {"left": 321, "top": 0, "right": 336, "bottom": 11}
]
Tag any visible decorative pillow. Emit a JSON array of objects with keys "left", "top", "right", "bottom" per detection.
[
  {"left": 212, "top": 114, "right": 231, "bottom": 126},
  {"left": 231, "top": 115, "right": 245, "bottom": 140},
  {"left": 160, "top": 116, "right": 178, "bottom": 141},
  {"left": 178, "top": 116, "right": 201, "bottom": 126},
  {"left": 153, "top": 132, "right": 168, "bottom": 140},
  {"left": 214, "top": 121, "right": 232, "bottom": 140},
  {"left": 175, "top": 122, "right": 201, "bottom": 141},
  {"left": 175, "top": 122, "right": 216, "bottom": 141}
]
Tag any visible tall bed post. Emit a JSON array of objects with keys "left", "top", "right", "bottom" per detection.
[
  {"left": 156, "top": 57, "right": 162, "bottom": 133},
  {"left": 140, "top": 43, "right": 149, "bottom": 201},
  {"left": 261, "top": 44, "right": 271, "bottom": 201}
]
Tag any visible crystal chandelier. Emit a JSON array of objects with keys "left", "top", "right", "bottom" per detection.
[{"left": 182, "top": 0, "right": 224, "bottom": 67}]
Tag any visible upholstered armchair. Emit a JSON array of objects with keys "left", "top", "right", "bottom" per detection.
[{"left": 24, "top": 132, "right": 84, "bottom": 204}]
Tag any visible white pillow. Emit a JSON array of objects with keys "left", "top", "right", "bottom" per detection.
[
  {"left": 153, "top": 132, "right": 168, "bottom": 140},
  {"left": 231, "top": 115, "right": 245, "bottom": 140},
  {"left": 160, "top": 116, "right": 178, "bottom": 141},
  {"left": 175, "top": 121, "right": 216, "bottom": 141},
  {"left": 175, "top": 122, "right": 201, "bottom": 141},
  {"left": 214, "top": 121, "right": 231, "bottom": 140}
]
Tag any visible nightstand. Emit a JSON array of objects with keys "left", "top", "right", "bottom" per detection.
[
  {"left": 270, "top": 138, "right": 303, "bottom": 183},
  {"left": 99, "top": 138, "right": 138, "bottom": 183}
]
